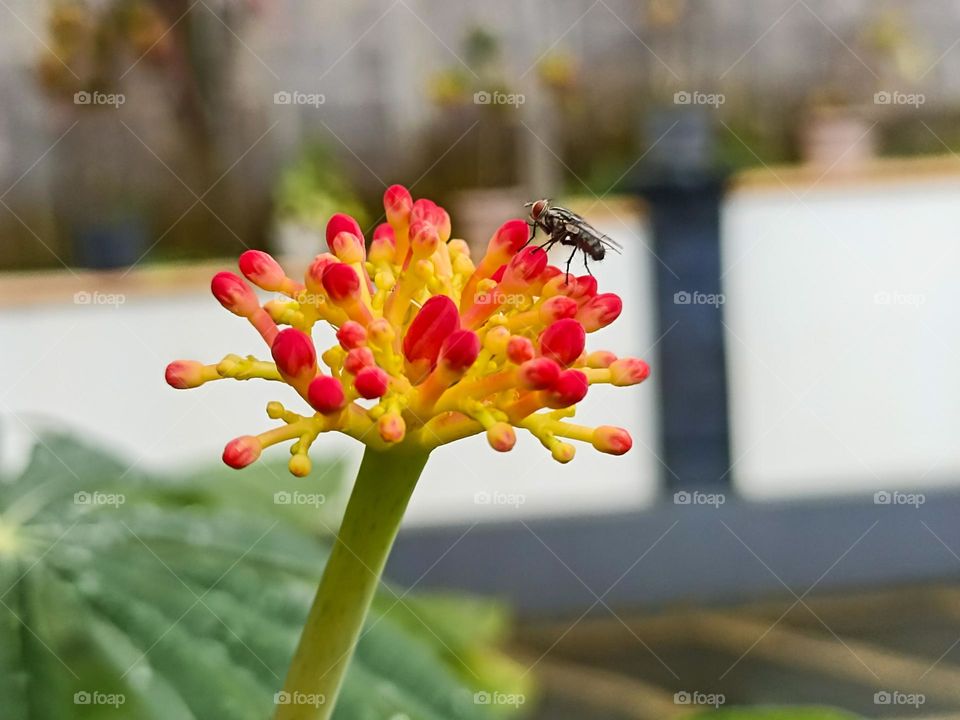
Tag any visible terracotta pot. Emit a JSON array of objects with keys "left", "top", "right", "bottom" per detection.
[{"left": 801, "top": 108, "right": 877, "bottom": 171}]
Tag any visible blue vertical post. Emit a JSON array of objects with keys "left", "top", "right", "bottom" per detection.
[{"left": 630, "top": 109, "right": 731, "bottom": 491}]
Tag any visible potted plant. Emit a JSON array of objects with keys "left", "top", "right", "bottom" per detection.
[{"left": 271, "top": 144, "right": 367, "bottom": 263}]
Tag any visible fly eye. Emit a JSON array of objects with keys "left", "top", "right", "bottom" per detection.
[{"left": 532, "top": 200, "right": 547, "bottom": 219}]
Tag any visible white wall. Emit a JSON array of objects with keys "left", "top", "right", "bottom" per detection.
[
  {"left": 0, "top": 212, "right": 661, "bottom": 525},
  {"left": 8, "top": 178, "right": 960, "bottom": 521},
  {"left": 723, "top": 177, "right": 960, "bottom": 498}
]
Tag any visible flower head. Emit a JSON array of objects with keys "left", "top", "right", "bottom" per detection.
[{"left": 166, "top": 185, "right": 648, "bottom": 474}]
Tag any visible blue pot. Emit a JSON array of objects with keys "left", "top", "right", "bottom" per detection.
[{"left": 73, "top": 216, "right": 149, "bottom": 270}]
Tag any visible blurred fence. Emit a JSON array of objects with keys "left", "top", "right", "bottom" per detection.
[{"left": 6, "top": 1, "right": 960, "bottom": 269}]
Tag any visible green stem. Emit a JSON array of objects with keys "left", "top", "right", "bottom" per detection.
[{"left": 274, "top": 445, "right": 430, "bottom": 720}]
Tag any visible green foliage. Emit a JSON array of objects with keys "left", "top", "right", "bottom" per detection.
[
  {"left": 274, "top": 144, "right": 367, "bottom": 230},
  {"left": 691, "top": 708, "right": 861, "bottom": 720},
  {"left": 0, "top": 433, "right": 529, "bottom": 719}
]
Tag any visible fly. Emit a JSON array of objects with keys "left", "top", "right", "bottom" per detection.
[{"left": 524, "top": 199, "right": 622, "bottom": 278}]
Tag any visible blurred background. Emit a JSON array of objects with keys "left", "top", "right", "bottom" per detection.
[{"left": 3, "top": 1, "right": 960, "bottom": 718}]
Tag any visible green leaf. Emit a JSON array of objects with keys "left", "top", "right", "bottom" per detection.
[{"left": 0, "top": 433, "right": 525, "bottom": 719}]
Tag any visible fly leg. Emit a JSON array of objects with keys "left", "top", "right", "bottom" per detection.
[
  {"left": 583, "top": 253, "right": 594, "bottom": 277},
  {"left": 564, "top": 241, "right": 577, "bottom": 281},
  {"left": 537, "top": 234, "right": 558, "bottom": 254},
  {"left": 520, "top": 223, "right": 537, "bottom": 249}
]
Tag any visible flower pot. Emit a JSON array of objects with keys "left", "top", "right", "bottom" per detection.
[
  {"left": 72, "top": 215, "right": 149, "bottom": 270},
  {"left": 273, "top": 220, "right": 325, "bottom": 263},
  {"left": 801, "top": 108, "right": 877, "bottom": 171}
]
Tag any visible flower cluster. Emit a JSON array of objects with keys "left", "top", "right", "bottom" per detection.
[{"left": 165, "top": 185, "right": 649, "bottom": 476}]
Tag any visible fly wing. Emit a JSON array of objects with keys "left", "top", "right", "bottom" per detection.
[
  {"left": 575, "top": 223, "right": 623, "bottom": 254},
  {"left": 598, "top": 233, "right": 623, "bottom": 253},
  {"left": 555, "top": 206, "right": 623, "bottom": 253},
  {"left": 553, "top": 207, "right": 585, "bottom": 224}
]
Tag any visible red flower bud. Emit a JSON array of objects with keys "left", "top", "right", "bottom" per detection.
[
  {"left": 543, "top": 273, "right": 597, "bottom": 301},
  {"left": 344, "top": 347, "right": 375, "bottom": 375},
  {"left": 165, "top": 360, "right": 206, "bottom": 389},
  {"left": 540, "top": 296, "right": 579, "bottom": 323},
  {"left": 306, "top": 253, "right": 338, "bottom": 292},
  {"left": 539, "top": 318, "right": 586, "bottom": 367},
  {"left": 307, "top": 375, "right": 346, "bottom": 414},
  {"left": 403, "top": 295, "right": 460, "bottom": 368},
  {"left": 367, "top": 318, "right": 395, "bottom": 345},
  {"left": 552, "top": 443, "right": 576, "bottom": 463},
  {"left": 336, "top": 321, "right": 367, "bottom": 350},
  {"left": 330, "top": 231, "right": 365, "bottom": 263},
  {"left": 211, "top": 271, "right": 259, "bottom": 317},
  {"left": 411, "top": 198, "right": 439, "bottom": 225},
  {"left": 593, "top": 426, "right": 633, "bottom": 455},
  {"left": 503, "top": 246, "right": 548, "bottom": 287},
  {"left": 378, "top": 413, "right": 406, "bottom": 443},
  {"left": 326, "top": 213, "right": 364, "bottom": 248},
  {"left": 586, "top": 350, "right": 617, "bottom": 368},
  {"left": 541, "top": 273, "right": 567, "bottom": 298},
  {"left": 609, "top": 357, "right": 650, "bottom": 386},
  {"left": 542, "top": 265, "right": 563, "bottom": 283},
  {"left": 289, "top": 455, "right": 311, "bottom": 477},
  {"left": 321, "top": 263, "right": 361, "bottom": 301},
  {"left": 434, "top": 207, "right": 452, "bottom": 242},
  {"left": 486, "top": 219, "right": 528, "bottom": 257},
  {"left": 354, "top": 366, "right": 390, "bottom": 398},
  {"left": 410, "top": 223, "right": 440, "bottom": 258},
  {"left": 544, "top": 369, "right": 589, "bottom": 409},
  {"left": 439, "top": 330, "right": 480, "bottom": 372},
  {"left": 576, "top": 275, "right": 598, "bottom": 299},
  {"left": 370, "top": 223, "right": 396, "bottom": 263},
  {"left": 486, "top": 422, "right": 516, "bottom": 452},
  {"left": 506, "top": 336, "right": 535, "bottom": 364},
  {"left": 578, "top": 293, "right": 623, "bottom": 332},
  {"left": 373, "top": 223, "right": 395, "bottom": 243},
  {"left": 271, "top": 328, "right": 317, "bottom": 381},
  {"left": 407, "top": 200, "right": 451, "bottom": 241},
  {"left": 238, "top": 250, "right": 286, "bottom": 291},
  {"left": 384, "top": 185, "right": 413, "bottom": 224},
  {"left": 223, "top": 436, "right": 261, "bottom": 469},
  {"left": 518, "top": 357, "right": 561, "bottom": 389}
]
